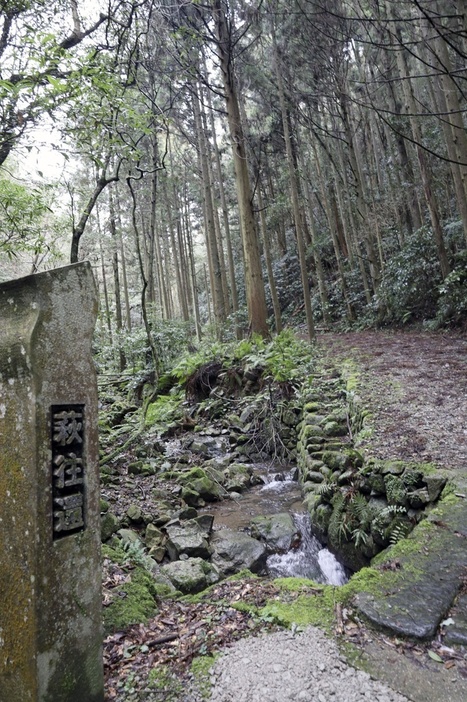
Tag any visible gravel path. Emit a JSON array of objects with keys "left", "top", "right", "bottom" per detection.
[{"left": 208, "top": 627, "right": 409, "bottom": 702}]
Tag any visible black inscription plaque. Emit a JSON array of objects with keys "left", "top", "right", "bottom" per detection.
[{"left": 51, "top": 405, "right": 85, "bottom": 538}]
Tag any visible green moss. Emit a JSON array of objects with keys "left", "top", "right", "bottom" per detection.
[
  {"left": 260, "top": 589, "right": 337, "bottom": 632},
  {"left": 190, "top": 655, "right": 219, "bottom": 698},
  {"left": 231, "top": 600, "right": 255, "bottom": 614},
  {"left": 145, "top": 393, "right": 183, "bottom": 427},
  {"left": 102, "top": 543, "right": 127, "bottom": 565},
  {"left": 371, "top": 519, "right": 433, "bottom": 568},
  {"left": 103, "top": 568, "right": 158, "bottom": 633},
  {"left": 439, "top": 484, "right": 458, "bottom": 502},
  {"left": 148, "top": 665, "right": 183, "bottom": 700},
  {"left": 273, "top": 577, "right": 326, "bottom": 593}
]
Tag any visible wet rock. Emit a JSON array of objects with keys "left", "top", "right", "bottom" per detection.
[
  {"left": 311, "top": 504, "right": 333, "bottom": 541},
  {"left": 305, "top": 471, "right": 324, "bottom": 484},
  {"left": 211, "top": 529, "right": 267, "bottom": 575},
  {"left": 222, "top": 462, "right": 251, "bottom": 492},
  {"left": 443, "top": 594, "right": 467, "bottom": 645},
  {"left": 250, "top": 513, "right": 299, "bottom": 553},
  {"left": 178, "top": 506, "right": 198, "bottom": 520},
  {"left": 194, "top": 514, "right": 214, "bottom": 535}
]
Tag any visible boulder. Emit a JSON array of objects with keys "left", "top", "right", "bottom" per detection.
[
  {"left": 250, "top": 513, "right": 299, "bottom": 553},
  {"left": 178, "top": 467, "right": 222, "bottom": 502},
  {"left": 127, "top": 504, "right": 143, "bottom": 523},
  {"left": 165, "top": 521, "right": 211, "bottom": 560},
  {"left": 145, "top": 523, "right": 164, "bottom": 549},
  {"left": 101, "top": 511, "right": 120, "bottom": 542},
  {"left": 423, "top": 474, "right": 447, "bottom": 502},
  {"left": 161, "top": 558, "right": 218, "bottom": 594},
  {"left": 210, "top": 529, "right": 267, "bottom": 576}
]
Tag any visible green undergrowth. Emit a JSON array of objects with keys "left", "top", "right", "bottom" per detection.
[
  {"left": 103, "top": 568, "right": 159, "bottom": 633},
  {"left": 147, "top": 666, "right": 184, "bottom": 701},
  {"left": 102, "top": 544, "right": 176, "bottom": 633},
  {"left": 145, "top": 390, "right": 184, "bottom": 427}
]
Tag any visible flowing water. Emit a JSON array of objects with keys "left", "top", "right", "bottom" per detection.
[
  {"left": 207, "top": 462, "right": 348, "bottom": 586},
  {"left": 267, "top": 512, "right": 348, "bottom": 585}
]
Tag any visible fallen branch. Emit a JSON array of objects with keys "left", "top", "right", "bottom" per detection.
[{"left": 99, "top": 428, "right": 144, "bottom": 466}]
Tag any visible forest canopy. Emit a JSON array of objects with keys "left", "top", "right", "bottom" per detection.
[{"left": 1, "top": 0, "right": 467, "bottom": 349}]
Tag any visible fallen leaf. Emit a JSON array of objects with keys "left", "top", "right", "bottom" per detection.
[{"left": 428, "top": 650, "right": 443, "bottom": 663}]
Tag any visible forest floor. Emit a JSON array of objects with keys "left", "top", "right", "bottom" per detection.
[
  {"left": 316, "top": 329, "right": 467, "bottom": 473},
  {"left": 103, "top": 328, "right": 467, "bottom": 702}
]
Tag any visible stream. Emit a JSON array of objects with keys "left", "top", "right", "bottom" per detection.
[{"left": 204, "top": 462, "right": 348, "bottom": 586}]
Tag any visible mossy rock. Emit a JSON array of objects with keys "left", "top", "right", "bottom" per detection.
[
  {"left": 161, "top": 557, "right": 217, "bottom": 594},
  {"left": 103, "top": 568, "right": 158, "bottom": 633},
  {"left": 300, "top": 424, "right": 324, "bottom": 440},
  {"left": 250, "top": 513, "right": 298, "bottom": 553},
  {"left": 423, "top": 474, "right": 447, "bottom": 502},
  {"left": 178, "top": 468, "right": 222, "bottom": 501},
  {"left": 310, "top": 503, "right": 333, "bottom": 542},
  {"left": 323, "top": 421, "right": 347, "bottom": 437},
  {"left": 101, "top": 511, "right": 120, "bottom": 542},
  {"left": 367, "top": 472, "right": 386, "bottom": 495},
  {"left": 380, "top": 460, "right": 405, "bottom": 476},
  {"left": 321, "top": 450, "right": 363, "bottom": 471}
]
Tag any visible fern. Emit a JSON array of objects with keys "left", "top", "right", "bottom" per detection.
[
  {"left": 389, "top": 523, "right": 408, "bottom": 546},
  {"left": 317, "top": 480, "right": 336, "bottom": 500},
  {"left": 122, "top": 540, "right": 154, "bottom": 570},
  {"left": 352, "top": 527, "right": 369, "bottom": 548}
]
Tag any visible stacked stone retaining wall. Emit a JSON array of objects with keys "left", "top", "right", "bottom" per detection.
[{"left": 296, "top": 368, "right": 447, "bottom": 571}]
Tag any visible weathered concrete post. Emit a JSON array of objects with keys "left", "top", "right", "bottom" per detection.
[{"left": 0, "top": 262, "right": 104, "bottom": 702}]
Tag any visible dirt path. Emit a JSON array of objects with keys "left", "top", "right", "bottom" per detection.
[{"left": 316, "top": 330, "right": 467, "bottom": 472}]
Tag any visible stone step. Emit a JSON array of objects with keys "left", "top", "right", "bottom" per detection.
[{"left": 354, "top": 499, "right": 467, "bottom": 639}]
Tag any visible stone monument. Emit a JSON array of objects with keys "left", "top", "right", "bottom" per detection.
[{"left": 0, "top": 262, "right": 104, "bottom": 701}]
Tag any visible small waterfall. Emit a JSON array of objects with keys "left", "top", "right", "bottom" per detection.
[
  {"left": 260, "top": 467, "right": 297, "bottom": 491},
  {"left": 267, "top": 512, "right": 348, "bottom": 585}
]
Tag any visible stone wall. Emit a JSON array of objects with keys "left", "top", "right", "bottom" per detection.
[{"left": 296, "top": 369, "right": 447, "bottom": 571}]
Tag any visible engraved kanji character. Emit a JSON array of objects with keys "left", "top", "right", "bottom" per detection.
[
  {"left": 53, "top": 494, "right": 84, "bottom": 532},
  {"left": 53, "top": 410, "right": 83, "bottom": 446},
  {"left": 53, "top": 453, "right": 83, "bottom": 489}
]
